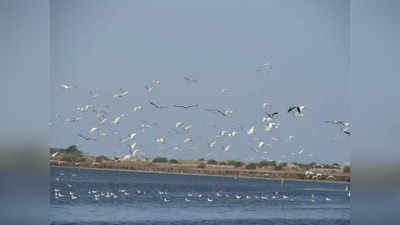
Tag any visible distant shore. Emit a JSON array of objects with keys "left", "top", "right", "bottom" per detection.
[
  {"left": 50, "top": 157, "right": 350, "bottom": 184},
  {"left": 51, "top": 165, "right": 350, "bottom": 184}
]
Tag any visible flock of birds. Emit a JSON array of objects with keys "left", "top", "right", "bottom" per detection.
[
  {"left": 52, "top": 61, "right": 351, "bottom": 162},
  {"left": 53, "top": 173, "right": 349, "bottom": 203}
]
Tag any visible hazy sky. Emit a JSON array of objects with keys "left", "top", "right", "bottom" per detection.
[{"left": 50, "top": 0, "right": 350, "bottom": 163}]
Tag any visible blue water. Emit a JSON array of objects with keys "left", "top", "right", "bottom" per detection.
[{"left": 50, "top": 167, "right": 350, "bottom": 225}]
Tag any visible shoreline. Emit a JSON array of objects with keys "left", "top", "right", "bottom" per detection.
[{"left": 51, "top": 165, "right": 350, "bottom": 185}]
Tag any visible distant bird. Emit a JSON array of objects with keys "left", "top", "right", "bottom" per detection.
[
  {"left": 288, "top": 105, "right": 305, "bottom": 115},
  {"left": 183, "top": 138, "right": 192, "bottom": 143},
  {"left": 65, "top": 117, "right": 81, "bottom": 122},
  {"left": 149, "top": 101, "right": 168, "bottom": 109},
  {"left": 256, "top": 61, "right": 272, "bottom": 75},
  {"left": 343, "top": 130, "right": 351, "bottom": 136},
  {"left": 265, "top": 122, "right": 279, "bottom": 132},
  {"left": 156, "top": 137, "right": 165, "bottom": 144},
  {"left": 152, "top": 80, "right": 161, "bottom": 86},
  {"left": 59, "top": 84, "right": 74, "bottom": 90},
  {"left": 258, "top": 141, "right": 265, "bottom": 148},
  {"left": 175, "top": 121, "right": 184, "bottom": 128},
  {"left": 113, "top": 89, "right": 128, "bottom": 98},
  {"left": 204, "top": 108, "right": 232, "bottom": 116},
  {"left": 208, "top": 141, "right": 216, "bottom": 148},
  {"left": 89, "top": 127, "right": 97, "bottom": 134},
  {"left": 287, "top": 136, "right": 294, "bottom": 142},
  {"left": 133, "top": 105, "right": 143, "bottom": 112},
  {"left": 120, "top": 133, "right": 136, "bottom": 143},
  {"left": 247, "top": 126, "right": 255, "bottom": 135},
  {"left": 111, "top": 116, "right": 121, "bottom": 124},
  {"left": 89, "top": 90, "right": 98, "bottom": 98},
  {"left": 222, "top": 145, "right": 231, "bottom": 152},
  {"left": 263, "top": 102, "right": 272, "bottom": 109},
  {"left": 77, "top": 133, "right": 96, "bottom": 141},
  {"left": 129, "top": 149, "right": 140, "bottom": 157},
  {"left": 266, "top": 112, "right": 279, "bottom": 119},
  {"left": 99, "top": 118, "right": 107, "bottom": 124},
  {"left": 128, "top": 142, "right": 136, "bottom": 150},
  {"left": 173, "top": 104, "right": 199, "bottom": 109},
  {"left": 184, "top": 76, "right": 197, "bottom": 84},
  {"left": 185, "top": 197, "right": 191, "bottom": 202},
  {"left": 182, "top": 124, "right": 192, "bottom": 132},
  {"left": 145, "top": 85, "right": 154, "bottom": 93}
]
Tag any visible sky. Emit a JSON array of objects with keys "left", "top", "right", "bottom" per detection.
[{"left": 50, "top": 0, "right": 350, "bottom": 164}]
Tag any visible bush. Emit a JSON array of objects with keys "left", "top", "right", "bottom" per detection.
[
  {"left": 245, "top": 163, "right": 257, "bottom": 170},
  {"left": 64, "top": 145, "right": 83, "bottom": 156},
  {"left": 169, "top": 159, "right": 179, "bottom": 164},
  {"left": 219, "top": 161, "right": 227, "bottom": 165},
  {"left": 198, "top": 158, "right": 205, "bottom": 161},
  {"left": 257, "top": 160, "right": 277, "bottom": 168},
  {"left": 227, "top": 160, "right": 244, "bottom": 168},
  {"left": 343, "top": 166, "right": 350, "bottom": 173},
  {"left": 207, "top": 159, "right": 218, "bottom": 165},
  {"left": 198, "top": 163, "right": 206, "bottom": 168},
  {"left": 153, "top": 157, "right": 168, "bottom": 163}
]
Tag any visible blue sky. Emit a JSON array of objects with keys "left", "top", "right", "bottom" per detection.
[{"left": 50, "top": 0, "right": 350, "bottom": 164}]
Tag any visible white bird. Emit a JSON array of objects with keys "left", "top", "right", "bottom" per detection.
[
  {"left": 111, "top": 116, "right": 121, "bottom": 124},
  {"left": 145, "top": 85, "right": 154, "bottom": 93},
  {"left": 65, "top": 117, "right": 81, "bottom": 122},
  {"left": 133, "top": 105, "right": 143, "bottom": 112},
  {"left": 183, "top": 138, "right": 192, "bottom": 143},
  {"left": 113, "top": 89, "right": 128, "bottom": 98},
  {"left": 156, "top": 137, "right": 165, "bottom": 144},
  {"left": 152, "top": 80, "right": 161, "bottom": 86},
  {"left": 51, "top": 152, "right": 59, "bottom": 158},
  {"left": 258, "top": 141, "right": 265, "bottom": 148},
  {"left": 247, "top": 126, "right": 255, "bottom": 135},
  {"left": 60, "top": 84, "right": 74, "bottom": 90},
  {"left": 207, "top": 198, "right": 214, "bottom": 202},
  {"left": 89, "top": 91, "right": 98, "bottom": 98},
  {"left": 208, "top": 141, "right": 216, "bottom": 148},
  {"left": 129, "top": 149, "right": 141, "bottom": 157},
  {"left": 222, "top": 145, "right": 231, "bottom": 152},
  {"left": 185, "top": 197, "right": 191, "bottom": 202},
  {"left": 287, "top": 136, "right": 294, "bottom": 142},
  {"left": 263, "top": 102, "right": 272, "bottom": 109},
  {"left": 183, "top": 124, "right": 192, "bottom": 132},
  {"left": 128, "top": 142, "right": 137, "bottom": 150},
  {"left": 99, "top": 118, "right": 107, "bottom": 124},
  {"left": 89, "top": 127, "right": 97, "bottom": 134},
  {"left": 163, "top": 198, "right": 170, "bottom": 202},
  {"left": 120, "top": 133, "right": 136, "bottom": 143},
  {"left": 175, "top": 121, "right": 184, "bottom": 128},
  {"left": 325, "top": 197, "right": 332, "bottom": 201}
]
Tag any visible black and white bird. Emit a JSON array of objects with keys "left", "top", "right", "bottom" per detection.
[{"left": 288, "top": 105, "right": 306, "bottom": 116}]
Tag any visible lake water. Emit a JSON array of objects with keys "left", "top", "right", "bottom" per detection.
[{"left": 50, "top": 167, "right": 350, "bottom": 225}]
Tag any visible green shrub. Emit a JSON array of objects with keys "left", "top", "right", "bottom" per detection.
[
  {"left": 343, "top": 166, "right": 350, "bottom": 173},
  {"left": 169, "top": 159, "right": 179, "bottom": 164},
  {"left": 245, "top": 163, "right": 257, "bottom": 170},
  {"left": 227, "top": 160, "right": 244, "bottom": 168},
  {"left": 198, "top": 158, "right": 205, "bottom": 161},
  {"left": 152, "top": 157, "right": 168, "bottom": 163},
  {"left": 207, "top": 159, "right": 218, "bottom": 165},
  {"left": 64, "top": 145, "right": 83, "bottom": 156},
  {"left": 257, "top": 160, "right": 277, "bottom": 168}
]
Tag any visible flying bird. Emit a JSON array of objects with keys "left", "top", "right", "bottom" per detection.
[
  {"left": 173, "top": 104, "right": 199, "bottom": 109},
  {"left": 77, "top": 133, "right": 96, "bottom": 141},
  {"left": 184, "top": 76, "right": 198, "bottom": 84},
  {"left": 149, "top": 101, "right": 168, "bottom": 109},
  {"left": 288, "top": 105, "right": 306, "bottom": 116}
]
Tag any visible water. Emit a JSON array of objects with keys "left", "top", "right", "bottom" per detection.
[{"left": 50, "top": 167, "right": 350, "bottom": 225}]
